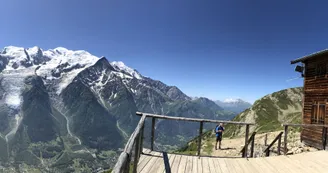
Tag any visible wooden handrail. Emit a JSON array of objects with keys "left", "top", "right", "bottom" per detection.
[
  {"left": 282, "top": 123, "right": 328, "bottom": 155},
  {"left": 112, "top": 114, "right": 147, "bottom": 173},
  {"left": 240, "top": 132, "right": 256, "bottom": 158},
  {"left": 136, "top": 112, "right": 255, "bottom": 125},
  {"left": 264, "top": 132, "right": 283, "bottom": 156}
]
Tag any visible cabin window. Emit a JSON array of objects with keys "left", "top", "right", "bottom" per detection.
[{"left": 311, "top": 102, "right": 325, "bottom": 124}]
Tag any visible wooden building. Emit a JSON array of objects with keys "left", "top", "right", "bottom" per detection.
[{"left": 291, "top": 49, "right": 328, "bottom": 149}]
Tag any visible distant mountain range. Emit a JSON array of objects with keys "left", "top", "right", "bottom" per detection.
[
  {"left": 0, "top": 46, "right": 236, "bottom": 172},
  {"left": 214, "top": 99, "right": 252, "bottom": 113}
]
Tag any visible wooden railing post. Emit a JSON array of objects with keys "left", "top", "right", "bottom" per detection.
[
  {"left": 133, "top": 133, "right": 141, "bottom": 173},
  {"left": 139, "top": 124, "right": 145, "bottom": 157},
  {"left": 151, "top": 117, "right": 156, "bottom": 151},
  {"left": 250, "top": 135, "right": 255, "bottom": 157},
  {"left": 322, "top": 127, "right": 327, "bottom": 150},
  {"left": 264, "top": 132, "right": 283, "bottom": 157},
  {"left": 244, "top": 124, "right": 249, "bottom": 158},
  {"left": 284, "top": 125, "right": 288, "bottom": 155},
  {"left": 277, "top": 134, "right": 282, "bottom": 155},
  {"left": 197, "top": 121, "right": 203, "bottom": 157},
  {"left": 264, "top": 134, "right": 267, "bottom": 146}
]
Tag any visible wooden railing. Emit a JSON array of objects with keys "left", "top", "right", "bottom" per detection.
[
  {"left": 112, "top": 114, "right": 146, "bottom": 173},
  {"left": 263, "top": 132, "right": 283, "bottom": 156},
  {"left": 112, "top": 112, "right": 255, "bottom": 173},
  {"left": 135, "top": 112, "right": 255, "bottom": 158},
  {"left": 240, "top": 132, "right": 256, "bottom": 158},
  {"left": 282, "top": 123, "right": 328, "bottom": 155}
]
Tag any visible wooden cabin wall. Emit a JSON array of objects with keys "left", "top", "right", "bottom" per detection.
[{"left": 302, "top": 55, "right": 328, "bottom": 149}]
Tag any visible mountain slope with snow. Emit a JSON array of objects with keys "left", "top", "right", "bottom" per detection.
[
  {"left": 215, "top": 98, "right": 252, "bottom": 113},
  {"left": 0, "top": 46, "right": 235, "bottom": 172}
]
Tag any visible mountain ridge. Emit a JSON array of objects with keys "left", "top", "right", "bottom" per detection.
[{"left": 0, "top": 46, "right": 235, "bottom": 172}]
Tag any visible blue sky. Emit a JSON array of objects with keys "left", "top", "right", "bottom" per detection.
[{"left": 1, "top": 0, "right": 327, "bottom": 103}]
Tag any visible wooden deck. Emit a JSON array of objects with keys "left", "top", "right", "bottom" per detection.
[{"left": 137, "top": 149, "right": 328, "bottom": 173}]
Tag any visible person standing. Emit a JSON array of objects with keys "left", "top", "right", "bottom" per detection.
[{"left": 215, "top": 123, "right": 224, "bottom": 150}]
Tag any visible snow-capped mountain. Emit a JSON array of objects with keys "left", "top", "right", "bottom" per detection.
[
  {"left": 215, "top": 98, "right": 252, "bottom": 113},
  {"left": 0, "top": 46, "right": 234, "bottom": 171}
]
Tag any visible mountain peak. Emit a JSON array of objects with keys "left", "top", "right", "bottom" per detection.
[
  {"left": 223, "top": 98, "right": 244, "bottom": 103},
  {"left": 111, "top": 61, "right": 143, "bottom": 79}
]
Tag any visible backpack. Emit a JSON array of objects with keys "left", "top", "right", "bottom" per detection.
[{"left": 213, "top": 125, "right": 219, "bottom": 134}]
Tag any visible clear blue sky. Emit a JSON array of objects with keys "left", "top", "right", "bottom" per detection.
[{"left": 1, "top": 0, "right": 327, "bottom": 103}]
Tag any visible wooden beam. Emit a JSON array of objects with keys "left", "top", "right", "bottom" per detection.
[
  {"left": 113, "top": 114, "right": 147, "bottom": 173},
  {"left": 277, "top": 134, "right": 282, "bottom": 155},
  {"left": 244, "top": 124, "right": 249, "bottom": 158},
  {"left": 136, "top": 112, "right": 254, "bottom": 125},
  {"left": 250, "top": 134, "right": 255, "bottom": 157},
  {"left": 284, "top": 125, "right": 288, "bottom": 155},
  {"left": 133, "top": 134, "right": 141, "bottom": 173},
  {"left": 264, "top": 133, "right": 267, "bottom": 146},
  {"left": 282, "top": 123, "right": 328, "bottom": 128},
  {"left": 197, "top": 121, "right": 203, "bottom": 157},
  {"left": 139, "top": 123, "right": 144, "bottom": 158},
  {"left": 124, "top": 114, "right": 147, "bottom": 156},
  {"left": 151, "top": 117, "right": 156, "bottom": 151},
  {"left": 112, "top": 152, "right": 128, "bottom": 173},
  {"left": 264, "top": 132, "right": 284, "bottom": 157}
]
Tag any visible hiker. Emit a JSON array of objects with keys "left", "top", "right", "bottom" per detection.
[{"left": 215, "top": 123, "right": 224, "bottom": 150}]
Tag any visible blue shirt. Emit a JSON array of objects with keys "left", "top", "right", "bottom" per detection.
[{"left": 216, "top": 126, "right": 224, "bottom": 137}]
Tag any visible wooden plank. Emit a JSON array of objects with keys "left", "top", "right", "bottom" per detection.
[
  {"left": 185, "top": 155, "right": 193, "bottom": 173},
  {"left": 142, "top": 152, "right": 163, "bottom": 173},
  {"left": 151, "top": 117, "right": 156, "bottom": 151},
  {"left": 155, "top": 153, "right": 170, "bottom": 173},
  {"left": 197, "top": 157, "right": 203, "bottom": 173},
  {"left": 264, "top": 156, "right": 300, "bottom": 173},
  {"left": 137, "top": 154, "right": 153, "bottom": 173},
  {"left": 236, "top": 159, "right": 259, "bottom": 173},
  {"left": 201, "top": 157, "right": 210, "bottom": 173},
  {"left": 136, "top": 112, "right": 254, "bottom": 125},
  {"left": 216, "top": 158, "right": 229, "bottom": 173},
  {"left": 209, "top": 158, "right": 221, "bottom": 173},
  {"left": 192, "top": 156, "right": 198, "bottom": 173},
  {"left": 160, "top": 154, "right": 176, "bottom": 173},
  {"left": 249, "top": 158, "right": 275, "bottom": 173},
  {"left": 177, "top": 155, "right": 188, "bottom": 173},
  {"left": 170, "top": 155, "right": 182, "bottom": 173},
  {"left": 261, "top": 157, "right": 293, "bottom": 173},
  {"left": 256, "top": 157, "right": 285, "bottom": 173},
  {"left": 198, "top": 122, "right": 203, "bottom": 157},
  {"left": 287, "top": 153, "right": 327, "bottom": 172},
  {"left": 227, "top": 159, "right": 244, "bottom": 173},
  {"left": 244, "top": 124, "right": 249, "bottom": 158},
  {"left": 207, "top": 157, "right": 216, "bottom": 173},
  {"left": 223, "top": 159, "right": 238, "bottom": 173},
  {"left": 284, "top": 126, "right": 288, "bottom": 155}
]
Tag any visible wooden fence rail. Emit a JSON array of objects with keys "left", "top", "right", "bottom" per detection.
[
  {"left": 113, "top": 112, "right": 255, "bottom": 173},
  {"left": 240, "top": 132, "right": 256, "bottom": 158},
  {"left": 264, "top": 132, "right": 283, "bottom": 156},
  {"left": 282, "top": 123, "right": 328, "bottom": 155}
]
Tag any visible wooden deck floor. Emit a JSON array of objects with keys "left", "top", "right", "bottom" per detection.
[{"left": 137, "top": 148, "right": 328, "bottom": 173}]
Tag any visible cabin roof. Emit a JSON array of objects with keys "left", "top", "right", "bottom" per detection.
[{"left": 291, "top": 49, "right": 328, "bottom": 64}]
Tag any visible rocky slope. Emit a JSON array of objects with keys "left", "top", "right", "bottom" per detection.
[
  {"left": 224, "top": 87, "right": 303, "bottom": 137},
  {"left": 0, "top": 46, "right": 235, "bottom": 172}
]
